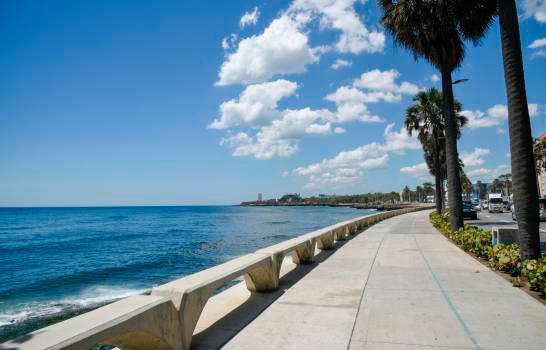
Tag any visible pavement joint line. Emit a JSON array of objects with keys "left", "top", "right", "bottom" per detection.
[
  {"left": 346, "top": 218, "right": 391, "bottom": 350},
  {"left": 413, "top": 233, "right": 481, "bottom": 350}
]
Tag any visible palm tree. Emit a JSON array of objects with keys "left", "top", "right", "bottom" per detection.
[
  {"left": 379, "top": 0, "right": 497, "bottom": 230},
  {"left": 476, "top": 180, "right": 484, "bottom": 200},
  {"left": 498, "top": 173, "right": 512, "bottom": 196},
  {"left": 405, "top": 88, "right": 467, "bottom": 213},
  {"left": 498, "top": 0, "right": 541, "bottom": 259},
  {"left": 402, "top": 185, "right": 411, "bottom": 202},
  {"left": 422, "top": 182, "right": 434, "bottom": 198},
  {"left": 416, "top": 185, "right": 424, "bottom": 202}
]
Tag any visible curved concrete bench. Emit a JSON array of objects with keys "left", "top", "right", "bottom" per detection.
[
  {"left": 151, "top": 253, "right": 278, "bottom": 350},
  {"left": 2, "top": 207, "right": 429, "bottom": 350},
  {"left": 1, "top": 295, "right": 179, "bottom": 350}
]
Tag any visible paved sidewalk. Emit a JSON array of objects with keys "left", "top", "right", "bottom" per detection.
[{"left": 221, "top": 210, "right": 546, "bottom": 350}]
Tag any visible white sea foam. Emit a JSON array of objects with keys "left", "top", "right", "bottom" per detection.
[{"left": 0, "top": 285, "right": 147, "bottom": 327}]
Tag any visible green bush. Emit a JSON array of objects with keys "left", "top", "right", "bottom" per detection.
[
  {"left": 430, "top": 212, "right": 546, "bottom": 296},
  {"left": 521, "top": 257, "right": 546, "bottom": 296},
  {"left": 430, "top": 212, "right": 492, "bottom": 259},
  {"left": 488, "top": 243, "right": 522, "bottom": 275}
]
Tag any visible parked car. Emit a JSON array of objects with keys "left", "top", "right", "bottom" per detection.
[
  {"left": 481, "top": 200, "right": 488, "bottom": 210},
  {"left": 511, "top": 199, "right": 546, "bottom": 221},
  {"left": 503, "top": 201, "right": 511, "bottom": 212},
  {"left": 463, "top": 200, "right": 478, "bottom": 220},
  {"left": 472, "top": 199, "right": 481, "bottom": 212}
]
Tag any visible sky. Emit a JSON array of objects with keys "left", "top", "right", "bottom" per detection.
[{"left": 1, "top": 0, "right": 545, "bottom": 206}]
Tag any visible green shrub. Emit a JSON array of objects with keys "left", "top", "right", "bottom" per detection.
[
  {"left": 488, "top": 243, "right": 522, "bottom": 275},
  {"left": 521, "top": 257, "right": 546, "bottom": 296},
  {"left": 430, "top": 212, "right": 492, "bottom": 259}
]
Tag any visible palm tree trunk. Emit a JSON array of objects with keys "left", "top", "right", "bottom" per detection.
[
  {"left": 440, "top": 67, "right": 464, "bottom": 230},
  {"left": 499, "top": 0, "right": 541, "bottom": 259},
  {"left": 433, "top": 153, "right": 443, "bottom": 213}
]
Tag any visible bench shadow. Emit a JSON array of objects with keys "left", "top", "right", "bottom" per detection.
[{"left": 191, "top": 235, "right": 357, "bottom": 350}]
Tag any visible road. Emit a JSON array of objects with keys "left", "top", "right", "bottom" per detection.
[{"left": 465, "top": 210, "right": 546, "bottom": 251}]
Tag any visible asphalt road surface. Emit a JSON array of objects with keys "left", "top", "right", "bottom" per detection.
[{"left": 465, "top": 210, "right": 546, "bottom": 251}]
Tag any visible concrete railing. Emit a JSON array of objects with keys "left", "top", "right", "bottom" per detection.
[{"left": 2, "top": 207, "right": 428, "bottom": 350}]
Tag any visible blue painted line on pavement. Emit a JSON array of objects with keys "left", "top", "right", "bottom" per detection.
[{"left": 413, "top": 235, "right": 481, "bottom": 350}]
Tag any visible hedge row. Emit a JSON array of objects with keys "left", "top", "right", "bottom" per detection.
[{"left": 430, "top": 211, "right": 546, "bottom": 296}]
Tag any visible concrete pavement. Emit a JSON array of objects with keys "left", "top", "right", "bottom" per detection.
[{"left": 219, "top": 210, "right": 546, "bottom": 350}]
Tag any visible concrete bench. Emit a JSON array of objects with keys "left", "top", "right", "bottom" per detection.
[
  {"left": 151, "top": 253, "right": 277, "bottom": 350},
  {"left": 1, "top": 295, "right": 179, "bottom": 350}
]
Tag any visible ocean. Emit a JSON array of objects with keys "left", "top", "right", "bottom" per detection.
[{"left": 0, "top": 205, "right": 373, "bottom": 341}]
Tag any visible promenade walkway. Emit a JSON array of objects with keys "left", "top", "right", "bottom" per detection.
[{"left": 220, "top": 210, "right": 546, "bottom": 350}]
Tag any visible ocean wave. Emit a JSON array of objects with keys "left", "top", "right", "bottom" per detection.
[
  {"left": 267, "top": 221, "right": 292, "bottom": 225},
  {"left": 0, "top": 285, "right": 147, "bottom": 327},
  {"left": 261, "top": 234, "right": 293, "bottom": 241}
]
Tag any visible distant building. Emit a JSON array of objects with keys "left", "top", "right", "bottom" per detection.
[
  {"left": 257, "top": 193, "right": 263, "bottom": 202},
  {"left": 536, "top": 133, "right": 546, "bottom": 198}
]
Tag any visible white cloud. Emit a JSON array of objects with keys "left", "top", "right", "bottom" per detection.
[
  {"left": 218, "top": 0, "right": 385, "bottom": 85},
  {"left": 462, "top": 103, "right": 540, "bottom": 129},
  {"left": 325, "top": 86, "right": 385, "bottom": 123},
  {"left": 213, "top": 69, "right": 420, "bottom": 159},
  {"left": 532, "top": 50, "right": 546, "bottom": 59},
  {"left": 217, "top": 15, "right": 319, "bottom": 85},
  {"left": 400, "top": 162, "right": 432, "bottom": 181},
  {"left": 461, "top": 148, "right": 490, "bottom": 167},
  {"left": 218, "top": 106, "right": 336, "bottom": 160},
  {"left": 430, "top": 74, "right": 440, "bottom": 82},
  {"left": 287, "top": 0, "right": 385, "bottom": 54},
  {"left": 353, "top": 69, "right": 420, "bottom": 95},
  {"left": 292, "top": 123, "right": 418, "bottom": 188},
  {"left": 240, "top": 7, "right": 260, "bottom": 28},
  {"left": 529, "top": 37, "right": 546, "bottom": 49},
  {"left": 330, "top": 58, "right": 352, "bottom": 70},
  {"left": 324, "top": 68, "right": 419, "bottom": 124},
  {"left": 222, "top": 134, "right": 299, "bottom": 160},
  {"left": 522, "top": 0, "right": 546, "bottom": 23},
  {"left": 221, "top": 34, "right": 238, "bottom": 51},
  {"left": 209, "top": 79, "right": 299, "bottom": 129},
  {"left": 467, "top": 164, "right": 512, "bottom": 182}
]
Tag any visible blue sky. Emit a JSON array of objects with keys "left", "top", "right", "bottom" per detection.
[{"left": 1, "top": 0, "right": 545, "bottom": 206}]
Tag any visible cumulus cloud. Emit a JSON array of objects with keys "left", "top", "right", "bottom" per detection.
[
  {"left": 430, "top": 74, "right": 440, "bottom": 82},
  {"left": 529, "top": 37, "right": 546, "bottom": 49},
  {"left": 240, "top": 7, "right": 260, "bottom": 28},
  {"left": 400, "top": 162, "right": 432, "bottom": 181},
  {"left": 221, "top": 34, "right": 238, "bottom": 51},
  {"left": 209, "top": 80, "right": 299, "bottom": 129},
  {"left": 218, "top": 106, "right": 336, "bottom": 160},
  {"left": 213, "top": 68, "right": 420, "bottom": 159},
  {"left": 461, "top": 148, "right": 490, "bottom": 167},
  {"left": 217, "top": 15, "right": 319, "bottom": 85},
  {"left": 522, "top": 0, "right": 546, "bottom": 23},
  {"left": 287, "top": 0, "right": 386, "bottom": 54},
  {"left": 353, "top": 69, "right": 420, "bottom": 95},
  {"left": 529, "top": 37, "right": 546, "bottom": 59},
  {"left": 467, "top": 164, "right": 512, "bottom": 182},
  {"left": 461, "top": 103, "right": 540, "bottom": 129},
  {"left": 211, "top": 80, "right": 343, "bottom": 159},
  {"left": 291, "top": 123, "right": 419, "bottom": 188},
  {"left": 330, "top": 58, "right": 352, "bottom": 70},
  {"left": 325, "top": 69, "right": 419, "bottom": 124},
  {"left": 217, "top": 0, "right": 384, "bottom": 85}
]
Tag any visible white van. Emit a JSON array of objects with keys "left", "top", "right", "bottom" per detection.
[{"left": 488, "top": 193, "right": 504, "bottom": 213}]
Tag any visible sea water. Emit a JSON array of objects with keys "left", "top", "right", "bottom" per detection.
[{"left": 0, "top": 205, "right": 374, "bottom": 341}]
